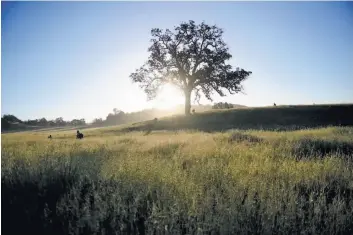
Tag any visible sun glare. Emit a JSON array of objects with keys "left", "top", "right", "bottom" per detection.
[{"left": 153, "top": 84, "right": 184, "bottom": 110}]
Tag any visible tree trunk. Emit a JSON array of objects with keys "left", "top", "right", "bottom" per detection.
[{"left": 184, "top": 89, "right": 191, "bottom": 115}]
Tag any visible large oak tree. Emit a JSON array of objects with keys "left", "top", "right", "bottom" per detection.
[{"left": 130, "top": 20, "right": 252, "bottom": 115}]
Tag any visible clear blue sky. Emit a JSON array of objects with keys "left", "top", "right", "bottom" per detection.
[{"left": 2, "top": 2, "right": 353, "bottom": 122}]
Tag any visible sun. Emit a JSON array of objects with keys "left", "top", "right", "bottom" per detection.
[{"left": 153, "top": 84, "right": 184, "bottom": 110}]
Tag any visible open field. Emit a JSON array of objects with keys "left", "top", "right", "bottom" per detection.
[{"left": 2, "top": 105, "right": 353, "bottom": 234}]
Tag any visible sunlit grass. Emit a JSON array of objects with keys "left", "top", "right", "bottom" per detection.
[{"left": 2, "top": 125, "right": 353, "bottom": 234}]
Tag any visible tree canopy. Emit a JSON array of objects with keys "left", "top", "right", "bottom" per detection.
[
  {"left": 130, "top": 20, "right": 252, "bottom": 115},
  {"left": 2, "top": 114, "right": 22, "bottom": 123}
]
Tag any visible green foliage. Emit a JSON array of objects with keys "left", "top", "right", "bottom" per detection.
[
  {"left": 70, "top": 118, "right": 86, "bottom": 126},
  {"left": 2, "top": 115, "right": 86, "bottom": 132},
  {"left": 2, "top": 114, "right": 22, "bottom": 123},
  {"left": 92, "top": 118, "right": 104, "bottom": 125},
  {"left": 212, "top": 102, "right": 234, "bottom": 109},
  {"left": 1, "top": 105, "right": 214, "bottom": 132},
  {"left": 2, "top": 117, "right": 11, "bottom": 130}
]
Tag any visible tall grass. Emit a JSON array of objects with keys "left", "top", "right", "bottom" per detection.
[{"left": 2, "top": 126, "right": 353, "bottom": 234}]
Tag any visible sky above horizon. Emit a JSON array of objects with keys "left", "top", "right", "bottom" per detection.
[{"left": 1, "top": 2, "right": 353, "bottom": 122}]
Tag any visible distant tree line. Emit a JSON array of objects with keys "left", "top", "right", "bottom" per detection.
[
  {"left": 23, "top": 117, "right": 86, "bottom": 127},
  {"left": 89, "top": 105, "right": 215, "bottom": 126},
  {"left": 212, "top": 102, "right": 234, "bottom": 109},
  {"left": 2, "top": 107, "right": 188, "bottom": 132},
  {"left": 91, "top": 108, "right": 169, "bottom": 127},
  {"left": 1, "top": 108, "right": 171, "bottom": 131},
  {"left": 2, "top": 103, "right": 244, "bottom": 132},
  {"left": 1, "top": 115, "right": 86, "bottom": 131}
]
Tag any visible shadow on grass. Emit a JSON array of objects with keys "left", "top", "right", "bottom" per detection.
[
  {"left": 2, "top": 154, "right": 353, "bottom": 234},
  {"left": 228, "top": 132, "right": 264, "bottom": 143},
  {"left": 294, "top": 179, "right": 353, "bottom": 205},
  {"left": 120, "top": 105, "right": 353, "bottom": 133},
  {"left": 291, "top": 138, "right": 353, "bottom": 160},
  {"left": 1, "top": 154, "right": 155, "bottom": 235}
]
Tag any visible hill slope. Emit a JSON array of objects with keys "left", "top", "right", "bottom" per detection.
[{"left": 122, "top": 104, "right": 353, "bottom": 133}]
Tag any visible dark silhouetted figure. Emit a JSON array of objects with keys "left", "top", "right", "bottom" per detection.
[
  {"left": 273, "top": 103, "right": 277, "bottom": 107},
  {"left": 48, "top": 135, "right": 52, "bottom": 139},
  {"left": 192, "top": 109, "right": 195, "bottom": 114},
  {"left": 76, "top": 130, "right": 84, "bottom": 139}
]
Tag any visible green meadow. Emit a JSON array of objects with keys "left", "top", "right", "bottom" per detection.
[{"left": 2, "top": 105, "right": 353, "bottom": 235}]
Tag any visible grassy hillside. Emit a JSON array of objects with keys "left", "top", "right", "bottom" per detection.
[
  {"left": 2, "top": 104, "right": 353, "bottom": 234},
  {"left": 123, "top": 104, "right": 353, "bottom": 133}
]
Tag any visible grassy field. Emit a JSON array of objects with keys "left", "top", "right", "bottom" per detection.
[{"left": 2, "top": 105, "right": 353, "bottom": 235}]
